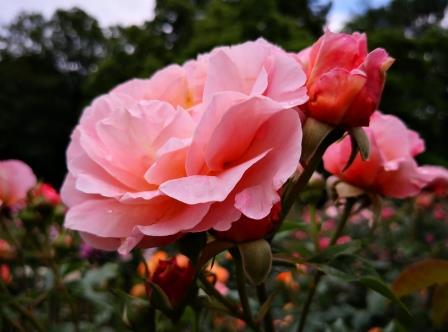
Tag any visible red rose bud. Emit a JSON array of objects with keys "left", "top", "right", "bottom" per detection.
[
  {"left": 148, "top": 255, "right": 195, "bottom": 308},
  {"left": 0, "top": 264, "right": 12, "bottom": 284},
  {"left": 297, "top": 31, "right": 394, "bottom": 127},
  {"left": 213, "top": 203, "right": 281, "bottom": 243},
  {"left": 32, "top": 183, "right": 61, "bottom": 205}
]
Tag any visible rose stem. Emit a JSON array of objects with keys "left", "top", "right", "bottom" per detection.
[
  {"left": 297, "top": 198, "right": 355, "bottom": 332},
  {"left": 256, "top": 282, "right": 275, "bottom": 332},
  {"left": 232, "top": 249, "right": 260, "bottom": 332}
]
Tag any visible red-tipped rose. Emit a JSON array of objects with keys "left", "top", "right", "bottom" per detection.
[
  {"left": 148, "top": 255, "right": 195, "bottom": 308},
  {"left": 297, "top": 31, "right": 394, "bottom": 127},
  {"left": 32, "top": 183, "right": 61, "bottom": 205},
  {"left": 213, "top": 203, "right": 281, "bottom": 243}
]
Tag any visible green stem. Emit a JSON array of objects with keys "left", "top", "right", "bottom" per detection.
[
  {"left": 193, "top": 307, "right": 200, "bottom": 332},
  {"left": 0, "top": 216, "right": 30, "bottom": 288},
  {"left": 256, "top": 283, "right": 275, "bottom": 332},
  {"left": 0, "top": 275, "right": 45, "bottom": 332},
  {"left": 297, "top": 199, "right": 355, "bottom": 332},
  {"left": 232, "top": 250, "right": 260, "bottom": 332},
  {"left": 280, "top": 128, "right": 343, "bottom": 222},
  {"left": 43, "top": 231, "right": 80, "bottom": 332},
  {"left": 147, "top": 307, "right": 156, "bottom": 332},
  {"left": 198, "top": 273, "right": 244, "bottom": 320}
]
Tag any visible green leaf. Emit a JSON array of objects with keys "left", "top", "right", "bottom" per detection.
[
  {"left": 308, "top": 240, "right": 362, "bottom": 263},
  {"left": 256, "top": 290, "right": 278, "bottom": 323},
  {"left": 238, "top": 239, "right": 272, "bottom": 285},
  {"left": 112, "top": 289, "right": 149, "bottom": 307},
  {"left": 383, "top": 320, "right": 408, "bottom": 332},
  {"left": 392, "top": 259, "right": 448, "bottom": 297},
  {"left": 349, "top": 127, "right": 371, "bottom": 161},
  {"left": 358, "top": 276, "right": 410, "bottom": 318},
  {"left": 277, "top": 220, "right": 308, "bottom": 233},
  {"left": 147, "top": 281, "right": 173, "bottom": 311},
  {"left": 272, "top": 254, "right": 305, "bottom": 267},
  {"left": 197, "top": 297, "right": 231, "bottom": 315},
  {"left": 318, "top": 258, "right": 412, "bottom": 320}
]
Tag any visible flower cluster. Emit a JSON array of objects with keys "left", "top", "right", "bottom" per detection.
[{"left": 58, "top": 31, "right": 448, "bottom": 254}]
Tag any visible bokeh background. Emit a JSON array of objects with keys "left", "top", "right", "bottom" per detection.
[{"left": 0, "top": 0, "right": 447, "bottom": 187}]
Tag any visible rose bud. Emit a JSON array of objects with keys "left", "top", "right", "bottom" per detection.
[
  {"left": 147, "top": 255, "right": 195, "bottom": 308},
  {"left": 0, "top": 264, "right": 12, "bottom": 285},
  {"left": 297, "top": 31, "right": 394, "bottom": 127},
  {"left": 32, "top": 183, "right": 61, "bottom": 205},
  {"left": 212, "top": 203, "right": 281, "bottom": 243}
]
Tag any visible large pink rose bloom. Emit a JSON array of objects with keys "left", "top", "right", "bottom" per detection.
[
  {"left": 62, "top": 39, "right": 306, "bottom": 253},
  {"left": 323, "top": 112, "right": 429, "bottom": 198},
  {"left": 297, "top": 31, "right": 394, "bottom": 127},
  {"left": 0, "top": 160, "right": 37, "bottom": 208}
]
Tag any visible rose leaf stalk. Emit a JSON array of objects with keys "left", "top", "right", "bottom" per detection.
[
  {"left": 198, "top": 273, "right": 244, "bottom": 320},
  {"left": 280, "top": 119, "right": 344, "bottom": 222},
  {"left": 256, "top": 282, "right": 275, "bottom": 332},
  {"left": 231, "top": 248, "right": 260, "bottom": 332},
  {"left": 297, "top": 198, "right": 356, "bottom": 332}
]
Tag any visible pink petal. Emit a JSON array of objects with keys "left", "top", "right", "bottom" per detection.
[
  {"left": 233, "top": 109, "right": 301, "bottom": 219},
  {"left": 137, "top": 203, "right": 211, "bottom": 236},
  {"left": 204, "top": 96, "right": 287, "bottom": 171},
  {"left": 80, "top": 232, "right": 121, "bottom": 251},
  {"left": 65, "top": 199, "right": 166, "bottom": 238},
  {"left": 160, "top": 150, "right": 270, "bottom": 204}
]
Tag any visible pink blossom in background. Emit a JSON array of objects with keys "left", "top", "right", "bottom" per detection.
[
  {"left": 61, "top": 39, "right": 307, "bottom": 253},
  {"left": 381, "top": 206, "right": 395, "bottom": 220},
  {"left": 0, "top": 160, "right": 37, "bottom": 208},
  {"left": 323, "top": 111, "right": 431, "bottom": 198},
  {"left": 415, "top": 193, "right": 434, "bottom": 208},
  {"left": 32, "top": 183, "right": 61, "bottom": 205},
  {"left": 319, "top": 235, "right": 352, "bottom": 250},
  {"left": 433, "top": 204, "right": 447, "bottom": 221},
  {"left": 297, "top": 31, "right": 394, "bottom": 127}
]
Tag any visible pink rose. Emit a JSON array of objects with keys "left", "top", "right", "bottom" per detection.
[
  {"left": 418, "top": 165, "right": 448, "bottom": 196},
  {"left": 62, "top": 40, "right": 306, "bottom": 253},
  {"left": 0, "top": 160, "right": 37, "bottom": 208},
  {"left": 323, "top": 111, "right": 429, "bottom": 198},
  {"left": 297, "top": 31, "right": 394, "bottom": 127}
]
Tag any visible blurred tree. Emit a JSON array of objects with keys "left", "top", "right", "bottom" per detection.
[
  {"left": 346, "top": 0, "right": 448, "bottom": 165},
  {"left": 0, "top": 8, "right": 107, "bottom": 185},
  {"left": 1, "top": 0, "right": 447, "bottom": 187}
]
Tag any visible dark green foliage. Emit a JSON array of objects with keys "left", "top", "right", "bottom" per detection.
[{"left": 0, "top": 0, "right": 447, "bottom": 188}]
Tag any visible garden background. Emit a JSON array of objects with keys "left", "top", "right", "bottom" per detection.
[{"left": 1, "top": 0, "right": 447, "bottom": 189}]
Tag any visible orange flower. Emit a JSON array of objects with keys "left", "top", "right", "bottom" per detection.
[
  {"left": 276, "top": 271, "right": 299, "bottom": 290},
  {"left": 137, "top": 251, "right": 168, "bottom": 277},
  {"left": 130, "top": 283, "right": 147, "bottom": 298}
]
